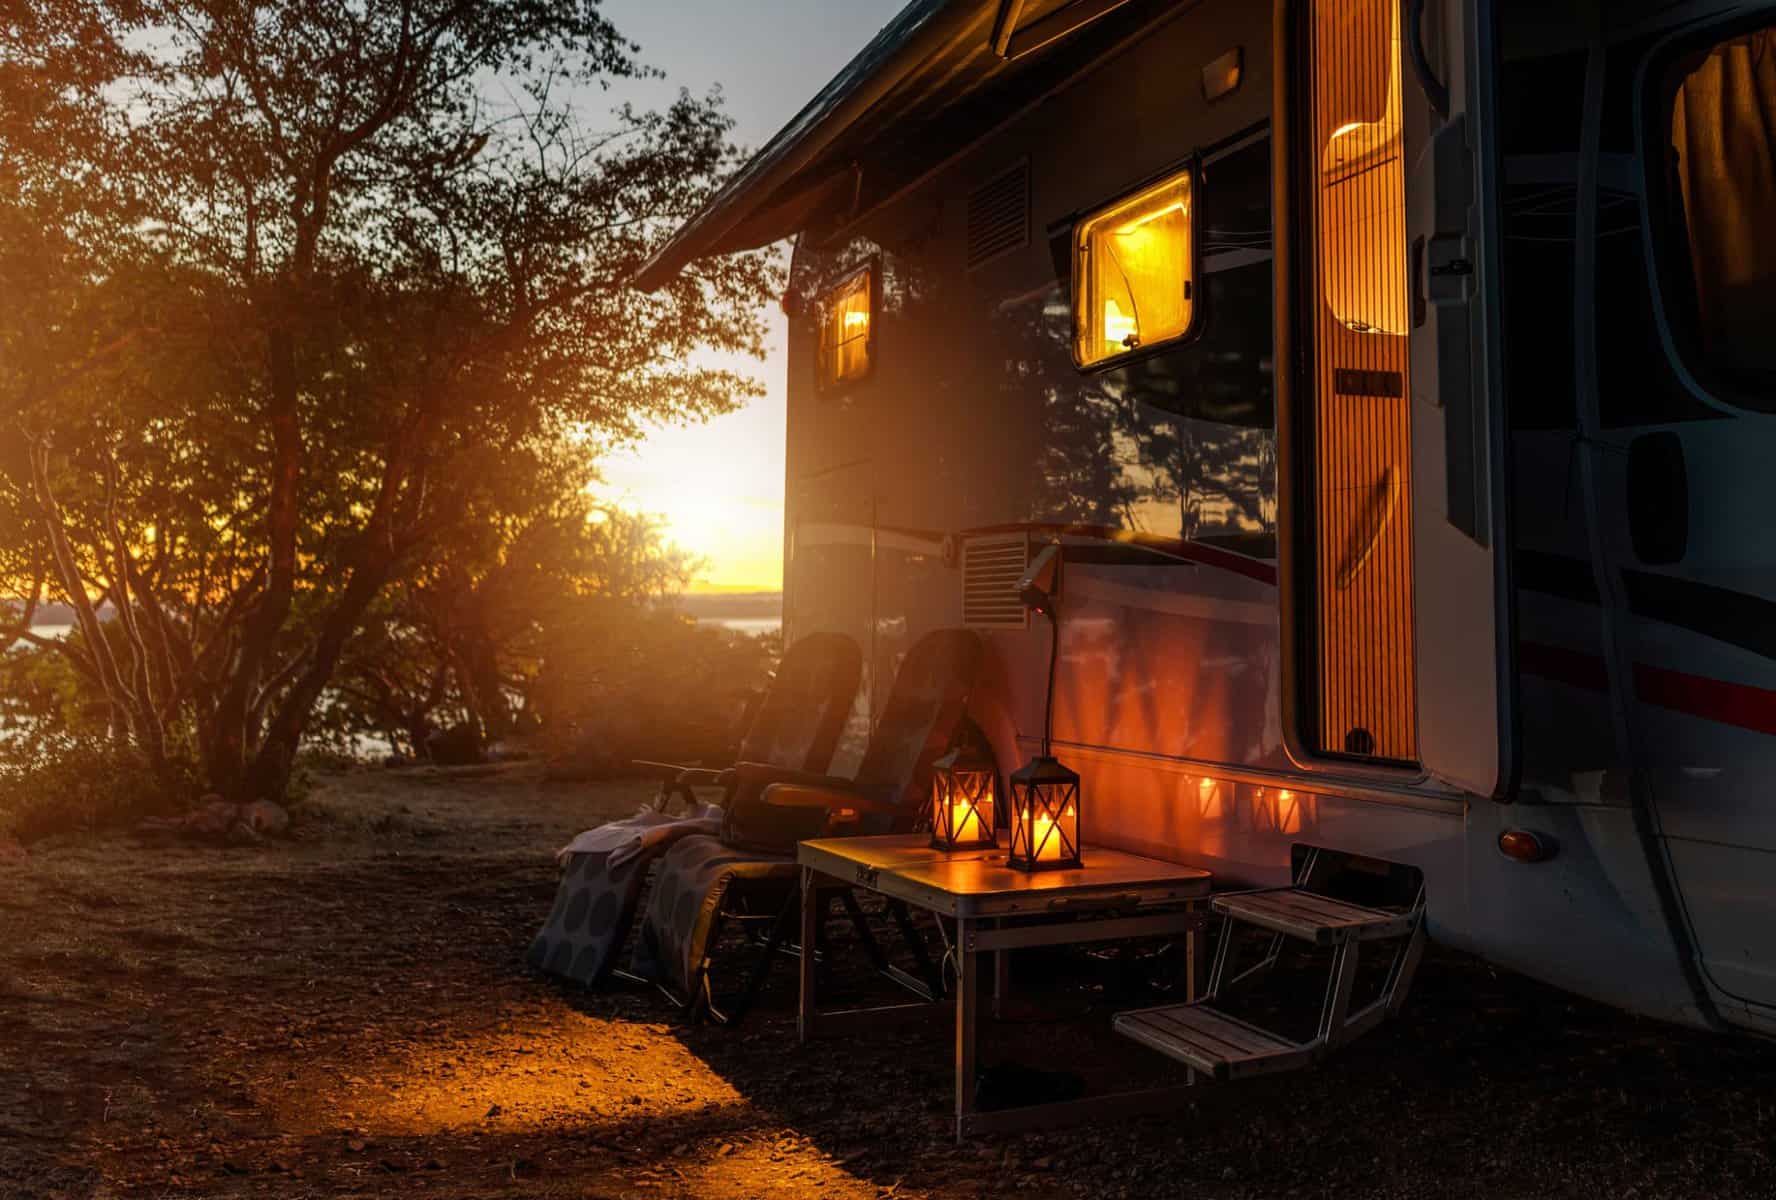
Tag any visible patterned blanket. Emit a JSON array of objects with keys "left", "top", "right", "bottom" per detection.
[{"left": 529, "top": 811, "right": 720, "bottom": 986}]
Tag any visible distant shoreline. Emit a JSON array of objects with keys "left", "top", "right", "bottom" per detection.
[{"left": 667, "top": 591, "right": 781, "bottom": 621}]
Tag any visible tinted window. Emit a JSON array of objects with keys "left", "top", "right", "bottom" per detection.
[
  {"left": 1501, "top": 51, "right": 1589, "bottom": 156},
  {"left": 1596, "top": 188, "right": 1716, "bottom": 427},
  {"left": 1502, "top": 180, "right": 1578, "bottom": 430}
]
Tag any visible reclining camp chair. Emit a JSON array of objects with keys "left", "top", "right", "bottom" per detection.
[
  {"left": 633, "top": 630, "right": 865, "bottom": 814},
  {"left": 632, "top": 627, "right": 982, "bottom": 1023},
  {"left": 528, "top": 632, "right": 861, "bottom": 987}
]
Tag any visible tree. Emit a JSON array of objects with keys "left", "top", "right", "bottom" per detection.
[
  {"left": 0, "top": 1, "right": 777, "bottom": 802},
  {"left": 329, "top": 471, "right": 693, "bottom": 758}
]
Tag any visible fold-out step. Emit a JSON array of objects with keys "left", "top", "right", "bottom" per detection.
[
  {"left": 1113, "top": 1003, "right": 1312, "bottom": 1082},
  {"left": 1211, "top": 887, "right": 1414, "bottom": 946}
]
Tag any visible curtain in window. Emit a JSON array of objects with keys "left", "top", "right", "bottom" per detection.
[{"left": 1671, "top": 29, "right": 1776, "bottom": 381}]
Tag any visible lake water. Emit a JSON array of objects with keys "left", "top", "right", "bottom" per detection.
[{"left": 700, "top": 617, "right": 780, "bottom": 637}]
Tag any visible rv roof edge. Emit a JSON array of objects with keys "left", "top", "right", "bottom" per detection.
[{"left": 630, "top": 0, "right": 974, "bottom": 292}]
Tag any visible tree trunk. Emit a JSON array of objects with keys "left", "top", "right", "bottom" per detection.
[
  {"left": 211, "top": 326, "right": 304, "bottom": 800},
  {"left": 239, "top": 537, "right": 397, "bottom": 801}
]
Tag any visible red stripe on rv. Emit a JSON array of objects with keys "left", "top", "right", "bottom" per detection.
[
  {"left": 1517, "top": 642, "right": 1612, "bottom": 692},
  {"left": 1634, "top": 663, "right": 1776, "bottom": 738},
  {"left": 1521, "top": 641, "right": 1776, "bottom": 737}
]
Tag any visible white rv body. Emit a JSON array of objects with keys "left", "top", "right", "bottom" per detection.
[{"left": 640, "top": 0, "right": 1776, "bottom": 1037}]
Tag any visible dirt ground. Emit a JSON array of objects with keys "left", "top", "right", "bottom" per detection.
[{"left": 2, "top": 763, "right": 1774, "bottom": 1200}]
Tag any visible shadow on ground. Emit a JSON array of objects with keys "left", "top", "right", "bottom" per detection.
[{"left": 1, "top": 763, "right": 1771, "bottom": 1199}]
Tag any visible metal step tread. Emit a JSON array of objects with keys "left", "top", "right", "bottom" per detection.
[
  {"left": 1211, "top": 887, "right": 1415, "bottom": 945},
  {"left": 1113, "top": 1002, "right": 1311, "bottom": 1081}
]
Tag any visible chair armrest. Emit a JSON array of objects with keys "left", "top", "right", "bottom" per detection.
[
  {"left": 633, "top": 758, "right": 701, "bottom": 778},
  {"left": 761, "top": 783, "right": 899, "bottom": 816}
]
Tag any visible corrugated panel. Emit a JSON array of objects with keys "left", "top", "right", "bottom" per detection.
[
  {"left": 966, "top": 161, "right": 1031, "bottom": 270},
  {"left": 963, "top": 534, "right": 1030, "bottom": 628},
  {"left": 1303, "top": 0, "right": 1418, "bottom": 764}
]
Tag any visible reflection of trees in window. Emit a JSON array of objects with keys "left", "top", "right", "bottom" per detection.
[
  {"left": 1000, "top": 294, "right": 1147, "bottom": 526},
  {"left": 998, "top": 286, "right": 1274, "bottom": 553}
]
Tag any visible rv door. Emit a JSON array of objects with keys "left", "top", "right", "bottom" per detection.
[
  {"left": 1403, "top": 0, "right": 1515, "bottom": 798},
  {"left": 1287, "top": 0, "right": 1515, "bottom": 796}
]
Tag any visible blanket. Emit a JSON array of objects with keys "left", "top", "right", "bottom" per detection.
[{"left": 529, "top": 809, "right": 720, "bottom": 987}]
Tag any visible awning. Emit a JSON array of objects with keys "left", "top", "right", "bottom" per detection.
[{"left": 631, "top": 0, "right": 1172, "bottom": 291}]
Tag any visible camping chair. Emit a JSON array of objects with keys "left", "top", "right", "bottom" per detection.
[
  {"left": 528, "top": 632, "right": 861, "bottom": 988},
  {"left": 633, "top": 630, "right": 865, "bottom": 814},
  {"left": 632, "top": 627, "right": 982, "bottom": 1024}
]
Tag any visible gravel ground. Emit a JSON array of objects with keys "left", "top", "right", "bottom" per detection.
[{"left": 1, "top": 762, "right": 1772, "bottom": 1199}]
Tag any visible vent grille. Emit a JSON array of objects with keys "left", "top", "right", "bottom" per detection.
[
  {"left": 963, "top": 535, "right": 1030, "bottom": 628},
  {"left": 965, "top": 162, "right": 1030, "bottom": 270}
]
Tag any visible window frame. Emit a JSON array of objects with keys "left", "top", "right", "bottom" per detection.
[
  {"left": 1068, "top": 159, "right": 1205, "bottom": 373},
  {"left": 815, "top": 258, "right": 879, "bottom": 394},
  {"left": 1637, "top": 13, "right": 1776, "bottom": 417}
]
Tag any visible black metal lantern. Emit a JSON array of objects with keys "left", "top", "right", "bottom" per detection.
[
  {"left": 929, "top": 746, "right": 997, "bottom": 851},
  {"left": 1006, "top": 754, "right": 1081, "bottom": 871}
]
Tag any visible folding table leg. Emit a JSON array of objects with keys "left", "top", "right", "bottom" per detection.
[
  {"left": 840, "top": 888, "right": 891, "bottom": 972},
  {"left": 888, "top": 899, "right": 945, "bottom": 1001},
  {"left": 954, "top": 916, "right": 978, "bottom": 1142},
  {"left": 798, "top": 867, "right": 818, "bottom": 1045},
  {"left": 992, "top": 917, "right": 1009, "bottom": 1019}
]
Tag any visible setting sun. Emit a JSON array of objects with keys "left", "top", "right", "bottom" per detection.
[{"left": 594, "top": 364, "right": 787, "bottom": 593}]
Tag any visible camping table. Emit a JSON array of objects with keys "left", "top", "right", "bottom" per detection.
[{"left": 796, "top": 834, "right": 1213, "bottom": 1139}]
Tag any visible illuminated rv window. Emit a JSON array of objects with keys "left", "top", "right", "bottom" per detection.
[
  {"left": 1316, "top": 0, "right": 1407, "bottom": 336},
  {"left": 817, "top": 265, "right": 874, "bottom": 389},
  {"left": 1072, "top": 168, "right": 1196, "bottom": 368}
]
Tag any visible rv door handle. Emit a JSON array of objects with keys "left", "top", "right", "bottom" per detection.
[{"left": 1337, "top": 467, "right": 1400, "bottom": 590}]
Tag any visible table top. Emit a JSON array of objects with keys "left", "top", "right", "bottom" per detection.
[{"left": 798, "top": 834, "right": 1212, "bottom": 918}]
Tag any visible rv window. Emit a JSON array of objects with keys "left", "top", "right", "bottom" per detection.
[
  {"left": 1315, "top": 0, "right": 1406, "bottom": 336},
  {"left": 1072, "top": 168, "right": 1196, "bottom": 368},
  {"left": 1654, "top": 24, "right": 1776, "bottom": 411},
  {"left": 817, "top": 265, "right": 874, "bottom": 389}
]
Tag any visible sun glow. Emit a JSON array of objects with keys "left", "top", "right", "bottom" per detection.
[{"left": 595, "top": 378, "right": 786, "bottom": 594}]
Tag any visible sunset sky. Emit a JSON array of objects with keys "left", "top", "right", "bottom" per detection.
[{"left": 593, "top": 1, "right": 889, "bottom": 593}]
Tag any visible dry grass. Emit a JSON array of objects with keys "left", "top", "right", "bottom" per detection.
[{"left": 1, "top": 763, "right": 1773, "bottom": 1199}]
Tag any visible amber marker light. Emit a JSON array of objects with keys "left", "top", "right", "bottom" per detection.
[
  {"left": 1202, "top": 46, "right": 1243, "bottom": 102},
  {"left": 1498, "top": 829, "right": 1555, "bottom": 863}
]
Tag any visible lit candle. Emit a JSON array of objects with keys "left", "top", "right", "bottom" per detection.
[
  {"left": 951, "top": 801, "right": 983, "bottom": 845},
  {"left": 1021, "top": 809, "right": 1064, "bottom": 861}
]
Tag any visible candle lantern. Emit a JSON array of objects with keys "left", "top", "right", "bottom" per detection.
[
  {"left": 1006, "top": 755, "right": 1082, "bottom": 871},
  {"left": 929, "top": 746, "right": 997, "bottom": 851}
]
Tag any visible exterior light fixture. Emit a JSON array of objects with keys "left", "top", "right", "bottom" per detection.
[
  {"left": 1202, "top": 46, "right": 1243, "bottom": 102},
  {"left": 1498, "top": 829, "right": 1555, "bottom": 863},
  {"left": 1006, "top": 541, "right": 1083, "bottom": 872},
  {"left": 930, "top": 745, "right": 997, "bottom": 851}
]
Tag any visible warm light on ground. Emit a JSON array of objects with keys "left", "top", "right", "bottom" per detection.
[{"left": 301, "top": 1015, "right": 746, "bottom": 1137}]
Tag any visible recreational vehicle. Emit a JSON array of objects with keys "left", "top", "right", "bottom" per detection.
[{"left": 636, "top": 0, "right": 1776, "bottom": 1065}]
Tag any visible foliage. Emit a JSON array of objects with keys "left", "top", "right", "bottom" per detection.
[
  {"left": 326, "top": 498, "right": 695, "bottom": 758},
  {"left": 0, "top": 724, "right": 196, "bottom": 842},
  {"left": 533, "top": 612, "right": 780, "bottom": 776},
  {"left": 0, "top": 1, "right": 779, "bottom": 804}
]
